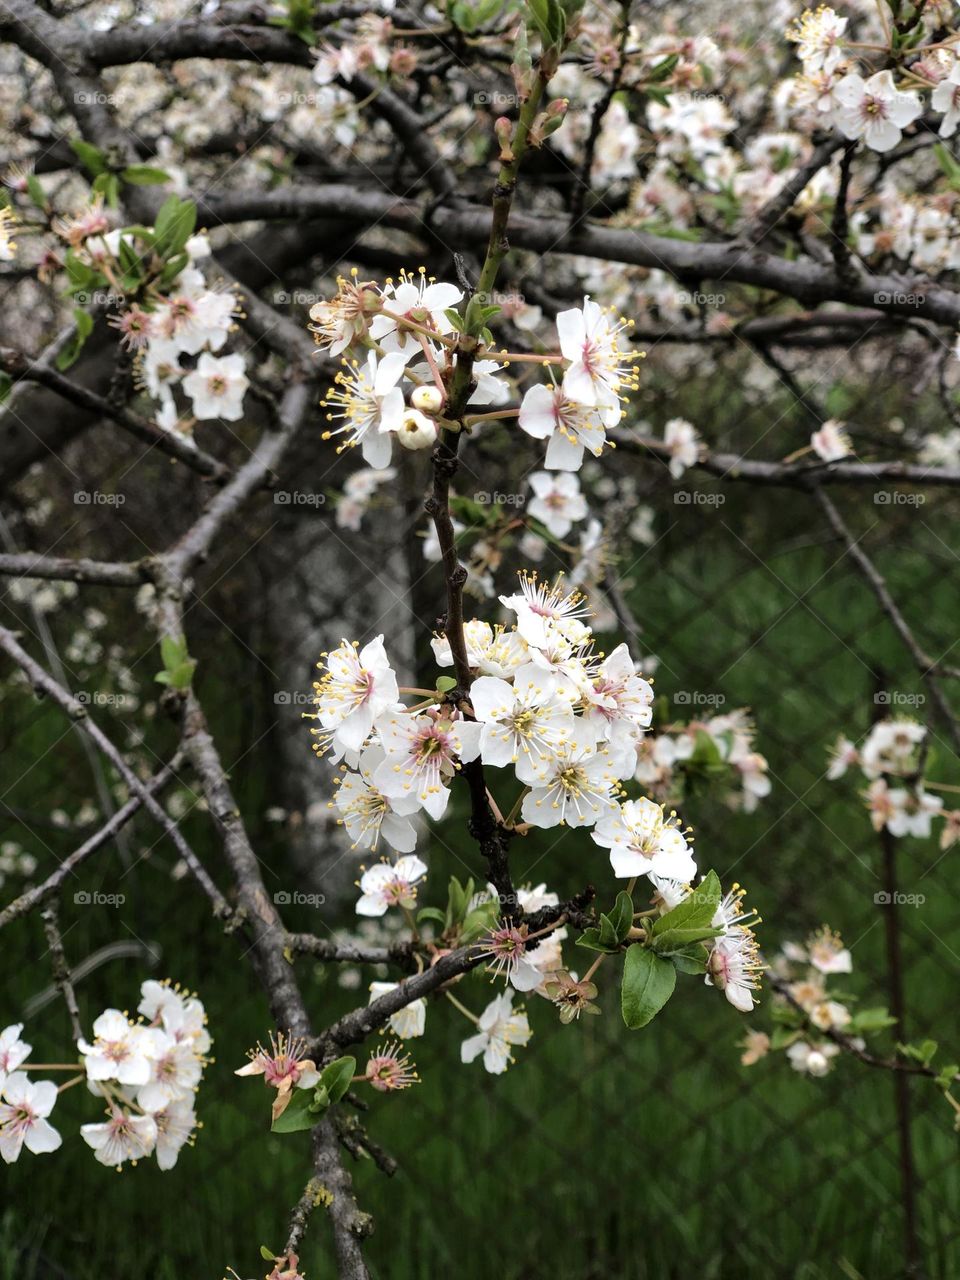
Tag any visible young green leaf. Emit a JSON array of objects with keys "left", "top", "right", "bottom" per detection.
[
  {"left": 270, "top": 1088, "right": 318, "bottom": 1133},
  {"left": 318, "top": 1056, "right": 356, "bottom": 1106},
  {"left": 621, "top": 945, "right": 676, "bottom": 1029}
]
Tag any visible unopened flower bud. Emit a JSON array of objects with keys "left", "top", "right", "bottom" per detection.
[
  {"left": 411, "top": 385, "right": 444, "bottom": 413},
  {"left": 397, "top": 408, "right": 437, "bottom": 450},
  {"left": 494, "top": 116, "right": 514, "bottom": 162}
]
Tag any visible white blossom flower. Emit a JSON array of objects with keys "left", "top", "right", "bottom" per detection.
[
  {"left": 575, "top": 642, "right": 654, "bottom": 767},
  {"left": 518, "top": 381, "right": 616, "bottom": 471},
  {"left": 0, "top": 1024, "right": 31, "bottom": 1090},
  {"left": 787, "top": 8, "right": 848, "bottom": 73},
  {"left": 592, "top": 797, "right": 697, "bottom": 880},
  {"left": 369, "top": 269, "right": 463, "bottom": 361},
  {"left": 321, "top": 350, "right": 407, "bottom": 469},
  {"left": 431, "top": 620, "right": 528, "bottom": 677},
  {"left": 832, "top": 71, "right": 921, "bottom": 153},
  {"left": 932, "top": 63, "right": 960, "bottom": 138},
  {"left": 312, "top": 636, "right": 400, "bottom": 755},
  {"left": 136, "top": 1029, "right": 203, "bottom": 1113},
  {"left": 153, "top": 1098, "right": 197, "bottom": 1170},
  {"left": 811, "top": 419, "right": 852, "bottom": 462},
  {"left": 374, "top": 710, "right": 480, "bottom": 820},
  {"left": 335, "top": 745, "right": 420, "bottom": 852},
  {"left": 356, "top": 855, "right": 428, "bottom": 916},
  {"left": 787, "top": 1039, "right": 840, "bottom": 1077},
  {"left": 460, "top": 990, "right": 532, "bottom": 1074},
  {"left": 860, "top": 719, "right": 925, "bottom": 779},
  {"left": 499, "top": 573, "right": 592, "bottom": 651},
  {"left": 521, "top": 739, "right": 620, "bottom": 828},
  {"left": 469, "top": 664, "right": 576, "bottom": 783},
  {"left": 0, "top": 1074, "right": 61, "bottom": 1163},
  {"left": 369, "top": 981, "right": 427, "bottom": 1038},
  {"left": 556, "top": 296, "right": 638, "bottom": 409},
  {"left": 663, "top": 418, "right": 699, "bottom": 479},
  {"left": 806, "top": 926, "right": 852, "bottom": 975},
  {"left": 527, "top": 471, "right": 588, "bottom": 538},
  {"left": 182, "top": 352, "right": 249, "bottom": 422},
  {"left": 79, "top": 1010, "right": 157, "bottom": 1087},
  {"left": 81, "top": 1108, "right": 158, "bottom": 1169}
]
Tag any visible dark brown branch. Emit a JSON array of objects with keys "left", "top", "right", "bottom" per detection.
[
  {"left": 0, "top": 552, "right": 147, "bottom": 587},
  {"left": 40, "top": 902, "right": 83, "bottom": 1042},
  {"left": 0, "top": 347, "right": 230, "bottom": 483}
]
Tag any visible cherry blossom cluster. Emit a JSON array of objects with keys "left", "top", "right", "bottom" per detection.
[
  {"left": 637, "top": 708, "right": 771, "bottom": 815},
  {"left": 740, "top": 926, "right": 865, "bottom": 1077},
  {"left": 309, "top": 269, "right": 640, "bottom": 474},
  {"left": 828, "top": 718, "right": 959, "bottom": 844},
  {"left": 0, "top": 978, "right": 208, "bottom": 1170}
]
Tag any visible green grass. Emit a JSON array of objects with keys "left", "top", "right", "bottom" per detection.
[{"left": 3, "top": 482, "right": 959, "bottom": 1280}]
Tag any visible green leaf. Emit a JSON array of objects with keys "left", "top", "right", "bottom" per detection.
[
  {"left": 461, "top": 900, "right": 499, "bottom": 942},
  {"left": 260, "top": 1246, "right": 277, "bottom": 1262},
  {"left": 69, "top": 139, "right": 107, "bottom": 176},
  {"left": 121, "top": 165, "right": 171, "bottom": 186},
  {"left": 847, "top": 1007, "right": 896, "bottom": 1034},
  {"left": 416, "top": 906, "right": 447, "bottom": 927},
  {"left": 897, "top": 1038, "right": 938, "bottom": 1066},
  {"left": 318, "top": 1056, "right": 356, "bottom": 1106},
  {"left": 670, "top": 946, "right": 707, "bottom": 975},
  {"left": 576, "top": 927, "right": 621, "bottom": 954},
  {"left": 55, "top": 308, "right": 95, "bottom": 371},
  {"left": 153, "top": 196, "right": 197, "bottom": 259},
  {"left": 621, "top": 945, "right": 676, "bottom": 1029},
  {"left": 270, "top": 1088, "right": 318, "bottom": 1133},
  {"left": 25, "top": 173, "right": 47, "bottom": 210},
  {"left": 91, "top": 171, "right": 120, "bottom": 207},
  {"left": 646, "top": 52, "right": 678, "bottom": 83},
  {"left": 770, "top": 1026, "right": 801, "bottom": 1051},
  {"left": 651, "top": 870, "right": 721, "bottom": 945},
  {"left": 608, "top": 890, "right": 634, "bottom": 942},
  {"left": 435, "top": 676, "right": 457, "bottom": 693},
  {"left": 936, "top": 1064, "right": 959, "bottom": 1089},
  {"left": 652, "top": 924, "right": 722, "bottom": 954}
]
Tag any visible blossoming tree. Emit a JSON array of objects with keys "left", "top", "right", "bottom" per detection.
[{"left": 3, "top": 0, "right": 960, "bottom": 1274}]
